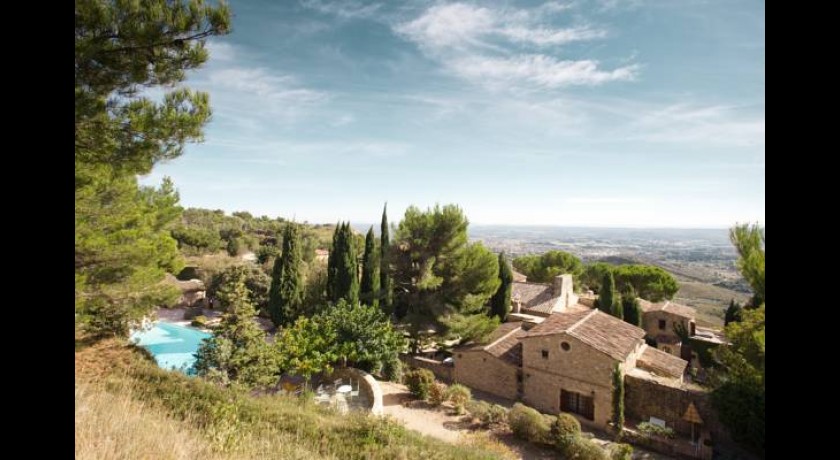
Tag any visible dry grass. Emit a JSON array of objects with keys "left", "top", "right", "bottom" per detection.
[
  {"left": 75, "top": 337, "right": 511, "bottom": 460},
  {"left": 75, "top": 383, "right": 212, "bottom": 460}
]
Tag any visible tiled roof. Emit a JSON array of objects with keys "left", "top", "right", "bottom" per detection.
[
  {"left": 460, "top": 322, "right": 526, "bottom": 366},
  {"left": 512, "top": 270, "right": 528, "bottom": 282},
  {"left": 638, "top": 299, "right": 696, "bottom": 319},
  {"left": 637, "top": 346, "right": 688, "bottom": 379},
  {"left": 523, "top": 309, "right": 646, "bottom": 361},
  {"left": 512, "top": 281, "right": 558, "bottom": 314}
]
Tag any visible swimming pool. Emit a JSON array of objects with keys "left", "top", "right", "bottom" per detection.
[{"left": 130, "top": 322, "right": 211, "bottom": 374}]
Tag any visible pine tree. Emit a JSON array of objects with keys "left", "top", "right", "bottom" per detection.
[
  {"left": 361, "top": 226, "right": 380, "bottom": 308},
  {"left": 490, "top": 252, "right": 513, "bottom": 321},
  {"left": 612, "top": 364, "right": 625, "bottom": 433},
  {"left": 194, "top": 266, "right": 277, "bottom": 388},
  {"left": 380, "top": 203, "right": 393, "bottom": 315},
  {"left": 724, "top": 299, "right": 743, "bottom": 326},
  {"left": 268, "top": 223, "right": 304, "bottom": 327},
  {"left": 599, "top": 271, "right": 618, "bottom": 317},
  {"left": 621, "top": 286, "right": 642, "bottom": 327}
]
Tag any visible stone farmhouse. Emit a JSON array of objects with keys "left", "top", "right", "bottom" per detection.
[{"left": 452, "top": 273, "right": 723, "bottom": 456}]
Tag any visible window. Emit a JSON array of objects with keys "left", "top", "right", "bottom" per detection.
[
  {"left": 560, "top": 390, "right": 594, "bottom": 421},
  {"left": 689, "top": 322, "right": 696, "bottom": 336},
  {"left": 561, "top": 342, "right": 571, "bottom": 351},
  {"left": 541, "top": 349, "right": 549, "bottom": 359},
  {"left": 516, "top": 372, "right": 523, "bottom": 383},
  {"left": 658, "top": 319, "right": 667, "bottom": 330}
]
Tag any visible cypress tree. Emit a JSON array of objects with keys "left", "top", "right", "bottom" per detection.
[
  {"left": 268, "top": 223, "right": 304, "bottom": 327},
  {"left": 612, "top": 364, "right": 624, "bottom": 433},
  {"left": 331, "top": 222, "right": 359, "bottom": 305},
  {"left": 621, "top": 286, "right": 642, "bottom": 327},
  {"left": 361, "top": 226, "right": 380, "bottom": 308},
  {"left": 599, "top": 271, "right": 618, "bottom": 317},
  {"left": 380, "top": 203, "right": 392, "bottom": 315},
  {"left": 490, "top": 252, "right": 513, "bottom": 321},
  {"left": 326, "top": 222, "right": 340, "bottom": 301}
]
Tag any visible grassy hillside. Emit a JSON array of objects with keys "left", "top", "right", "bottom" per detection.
[
  {"left": 675, "top": 281, "right": 751, "bottom": 327},
  {"left": 75, "top": 338, "right": 513, "bottom": 460}
]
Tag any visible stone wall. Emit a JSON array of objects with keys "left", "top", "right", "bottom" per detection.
[
  {"left": 453, "top": 350, "right": 519, "bottom": 400},
  {"left": 322, "top": 367, "right": 384, "bottom": 415},
  {"left": 520, "top": 334, "right": 619, "bottom": 429},
  {"left": 624, "top": 375, "right": 724, "bottom": 439},
  {"left": 642, "top": 310, "right": 691, "bottom": 348},
  {"left": 400, "top": 355, "right": 454, "bottom": 383}
]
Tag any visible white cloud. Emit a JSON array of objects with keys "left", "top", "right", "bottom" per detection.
[
  {"left": 627, "top": 104, "right": 765, "bottom": 147},
  {"left": 206, "top": 41, "right": 236, "bottom": 62},
  {"left": 450, "top": 55, "right": 638, "bottom": 88},
  {"left": 206, "top": 68, "right": 326, "bottom": 104},
  {"left": 301, "top": 0, "right": 381, "bottom": 19},
  {"left": 394, "top": 2, "right": 635, "bottom": 91}
]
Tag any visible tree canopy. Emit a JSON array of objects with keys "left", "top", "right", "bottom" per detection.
[
  {"left": 75, "top": 0, "right": 231, "bottom": 336},
  {"left": 391, "top": 204, "right": 500, "bottom": 347},
  {"left": 327, "top": 222, "right": 359, "bottom": 305},
  {"left": 268, "top": 223, "right": 305, "bottom": 327},
  {"left": 711, "top": 223, "right": 765, "bottom": 456},
  {"left": 380, "top": 204, "right": 393, "bottom": 315},
  {"left": 512, "top": 250, "right": 583, "bottom": 283},
  {"left": 582, "top": 262, "right": 678, "bottom": 302}
]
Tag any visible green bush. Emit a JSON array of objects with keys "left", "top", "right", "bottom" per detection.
[
  {"left": 637, "top": 421, "right": 675, "bottom": 439},
  {"left": 563, "top": 436, "right": 608, "bottom": 460},
  {"left": 447, "top": 384, "right": 471, "bottom": 415},
  {"left": 382, "top": 357, "right": 403, "bottom": 382},
  {"left": 551, "top": 413, "right": 582, "bottom": 450},
  {"left": 405, "top": 369, "right": 435, "bottom": 400},
  {"left": 509, "top": 403, "right": 551, "bottom": 443},
  {"left": 429, "top": 382, "right": 448, "bottom": 406},
  {"left": 609, "top": 443, "right": 633, "bottom": 460},
  {"left": 191, "top": 315, "right": 208, "bottom": 327}
]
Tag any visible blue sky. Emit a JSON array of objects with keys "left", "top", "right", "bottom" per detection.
[{"left": 141, "top": 0, "right": 764, "bottom": 228}]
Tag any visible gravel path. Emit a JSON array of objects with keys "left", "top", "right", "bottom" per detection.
[{"left": 378, "top": 381, "right": 467, "bottom": 443}]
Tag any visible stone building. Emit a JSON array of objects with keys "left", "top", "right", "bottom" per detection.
[
  {"left": 164, "top": 273, "right": 206, "bottom": 308},
  {"left": 639, "top": 299, "right": 697, "bottom": 358},
  {"left": 508, "top": 274, "right": 579, "bottom": 321},
  {"left": 453, "top": 302, "right": 688, "bottom": 431}
]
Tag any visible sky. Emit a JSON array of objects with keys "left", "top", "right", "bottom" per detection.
[{"left": 140, "top": 0, "right": 765, "bottom": 228}]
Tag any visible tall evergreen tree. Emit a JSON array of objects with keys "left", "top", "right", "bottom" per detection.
[
  {"left": 490, "top": 252, "right": 513, "bottom": 321},
  {"left": 330, "top": 223, "right": 359, "bottom": 305},
  {"left": 598, "top": 271, "right": 618, "bottom": 317},
  {"left": 326, "top": 222, "right": 340, "bottom": 301},
  {"left": 380, "top": 204, "right": 393, "bottom": 315},
  {"left": 268, "top": 223, "right": 304, "bottom": 327},
  {"left": 621, "top": 286, "right": 642, "bottom": 327},
  {"left": 361, "top": 227, "right": 380, "bottom": 308},
  {"left": 194, "top": 266, "right": 277, "bottom": 388},
  {"left": 612, "top": 364, "right": 625, "bottom": 432},
  {"left": 75, "top": 0, "right": 231, "bottom": 337}
]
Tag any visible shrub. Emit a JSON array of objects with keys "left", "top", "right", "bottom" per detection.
[
  {"left": 457, "top": 432, "right": 519, "bottom": 460},
  {"left": 191, "top": 315, "right": 208, "bottom": 327},
  {"left": 551, "top": 413, "right": 582, "bottom": 450},
  {"left": 609, "top": 443, "right": 633, "bottom": 460},
  {"left": 382, "top": 357, "right": 403, "bottom": 382},
  {"left": 564, "top": 436, "right": 608, "bottom": 460},
  {"left": 487, "top": 404, "right": 509, "bottom": 426},
  {"left": 466, "top": 400, "right": 490, "bottom": 421},
  {"left": 429, "top": 382, "right": 448, "bottom": 406},
  {"left": 447, "top": 384, "right": 472, "bottom": 415},
  {"left": 404, "top": 369, "right": 435, "bottom": 400},
  {"left": 509, "top": 403, "right": 551, "bottom": 443},
  {"left": 637, "top": 421, "right": 675, "bottom": 439}
]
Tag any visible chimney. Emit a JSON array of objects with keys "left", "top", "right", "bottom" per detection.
[{"left": 552, "top": 275, "right": 568, "bottom": 296}]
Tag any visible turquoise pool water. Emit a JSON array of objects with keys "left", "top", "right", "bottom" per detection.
[{"left": 130, "top": 322, "right": 211, "bottom": 374}]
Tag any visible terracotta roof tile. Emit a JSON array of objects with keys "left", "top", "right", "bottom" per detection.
[
  {"left": 637, "top": 346, "right": 688, "bottom": 379},
  {"left": 639, "top": 299, "right": 695, "bottom": 319},
  {"left": 512, "top": 281, "right": 558, "bottom": 314},
  {"left": 523, "top": 309, "right": 645, "bottom": 361},
  {"left": 460, "top": 322, "right": 526, "bottom": 366}
]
